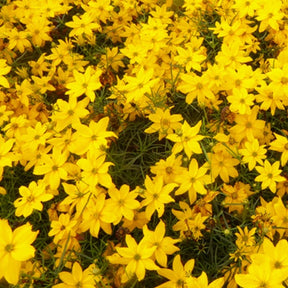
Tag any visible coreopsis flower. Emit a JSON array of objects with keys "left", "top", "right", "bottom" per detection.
[
  {"left": 0, "top": 59, "right": 11, "bottom": 88},
  {"left": 0, "top": 220, "right": 38, "bottom": 285},
  {"left": 51, "top": 97, "right": 90, "bottom": 132},
  {"left": 6, "top": 28, "right": 31, "bottom": 53},
  {"left": 235, "top": 226, "right": 257, "bottom": 249},
  {"left": 53, "top": 262, "right": 97, "bottom": 288},
  {"left": 76, "top": 150, "right": 113, "bottom": 188},
  {"left": 255, "top": 160, "right": 285, "bottom": 193},
  {"left": 186, "top": 271, "right": 224, "bottom": 288},
  {"left": 48, "top": 213, "right": 78, "bottom": 244},
  {"left": 33, "top": 149, "right": 69, "bottom": 190},
  {"left": 142, "top": 221, "right": 180, "bottom": 267},
  {"left": 65, "top": 13, "right": 100, "bottom": 38},
  {"left": 175, "top": 158, "right": 211, "bottom": 204},
  {"left": 208, "top": 144, "right": 239, "bottom": 183},
  {"left": 144, "top": 108, "right": 183, "bottom": 140},
  {"left": 0, "top": 136, "right": 14, "bottom": 181},
  {"left": 229, "top": 106, "right": 265, "bottom": 142},
  {"left": 141, "top": 175, "right": 177, "bottom": 220},
  {"left": 239, "top": 138, "right": 267, "bottom": 171},
  {"left": 271, "top": 197, "right": 288, "bottom": 238},
  {"left": 79, "top": 193, "right": 112, "bottom": 238},
  {"left": 269, "top": 133, "right": 288, "bottom": 167},
  {"left": 172, "top": 201, "right": 208, "bottom": 240},
  {"left": 104, "top": 184, "right": 140, "bottom": 225},
  {"left": 66, "top": 66, "right": 102, "bottom": 102},
  {"left": 256, "top": 0, "right": 284, "bottom": 32},
  {"left": 14, "top": 180, "right": 53, "bottom": 217},
  {"left": 155, "top": 254, "right": 195, "bottom": 288},
  {"left": 227, "top": 89, "right": 255, "bottom": 115},
  {"left": 150, "top": 153, "right": 186, "bottom": 184},
  {"left": 70, "top": 117, "right": 117, "bottom": 155},
  {"left": 256, "top": 83, "right": 285, "bottom": 115},
  {"left": 221, "top": 182, "right": 252, "bottom": 213},
  {"left": 167, "top": 120, "right": 205, "bottom": 159},
  {"left": 107, "top": 234, "right": 158, "bottom": 282}
]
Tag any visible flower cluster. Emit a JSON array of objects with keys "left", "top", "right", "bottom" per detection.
[{"left": 0, "top": 0, "right": 288, "bottom": 287}]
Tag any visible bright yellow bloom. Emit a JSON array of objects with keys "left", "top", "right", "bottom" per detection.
[
  {"left": 271, "top": 197, "right": 288, "bottom": 238},
  {"left": 156, "top": 254, "right": 195, "bottom": 288},
  {"left": 107, "top": 234, "right": 158, "bottom": 281},
  {"left": 48, "top": 213, "right": 78, "bottom": 244},
  {"left": 66, "top": 14, "right": 100, "bottom": 37},
  {"left": 66, "top": 66, "right": 102, "bottom": 102},
  {"left": 187, "top": 271, "right": 224, "bottom": 288},
  {"left": 221, "top": 182, "right": 252, "bottom": 213},
  {"left": 167, "top": 120, "right": 204, "bottom": 159},
  {"left": 172, "top": 201, "right": 208, "bottom": 240},
  {"left": 53, "top": 262, "right": 96, "bottom": 288},
  {"left": 0, "top": 136, "right": 14, "bottom": 181},
  {"left": 0, "top": 59, "right": 11, "bottom": 88},
  {"left": 33, "top": 149, "right": 69, "bottom": 190},
  {"left": 51, "top": 97, "right": 90, "bottom": 132},
  {"left": 208, "top": 144, "right": 239, "bottom": 183},
  {"left": 239, "top": 138, "right": 267, "bottom": 171},
  {"left": 141, "top": 175, "right": 177, "bottom": 220},
  {"left": 0, "top": 220, "right": 38, "bottom": 285},
  {"left": 79, "top": 193, "right": 112, "bottom": 238},
  {"left": 256, "top": 0, "right": 284, "bottom": 32},
  {"left": 77, "top": 150, "right": 113, "bottom": 188},
  {"left": 70, "top": 117, "right": 117, "bottom": 155},
  {"left": 104, "top": 184, "right": 140, "bottom": 224},
  {"left": 269, "top": 133, "right": 288, "bottom": 167},
  {"left": 143, "top": 221, "right": 180, "bottom": 267},
  {"left": 14, "top": 180, "right": 53, "bottom": 217},
  {"left": 175, "top": 158, "right": 211, "bottom": 204},
  {"left": 150, "top": 153, "right": 186, "bottom": 184},
  {"left": 255, "top": 160, "right": 285, "bottom": 193},
  {"left": 235, "top": 226, "right": 257, "bottom": 249},
  {"left": 229, "top": 106, "right": 265, "bottom": 142},
  {"left": 227, "top": 89, "right": 255, "bottom": 115},
  {"left": 7, "top": 28, "right": 31, "bottom": 53},
  {"left": 145, "top": 108, "right": 183, "bottom": 140}
]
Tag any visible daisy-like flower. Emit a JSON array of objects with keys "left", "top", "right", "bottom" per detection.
[{"left": 255, "top": 160, "right": 285, "bottom": 193}]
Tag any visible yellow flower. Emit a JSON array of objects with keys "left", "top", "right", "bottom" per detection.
[
  {"left": 65, "top": 14, "right": 100, "bottom": 37},
  {"left": 141, "top": 175, "right": 177, "bottom": 220},
  {"left": 0, "top": 220, "right": 38, "bottom": 285},
  {"left": 70, "top": 117, "right": 117, "bottom": 155},
  {"left": 77, "top": 150, "right": 113, "bottom": 188},
  {"left": 0, "top": 59, "right": 11, "bottom": 88},
  {"left": 14, "top": 180, "right": 53, "bottom": 217},
  {"left": 53, "top": 262, "right": 96, "bottom": 288},
  {"left": 227, "top": 89, "right": 255, "bottom": 115},
  {"left": 150, "top": 153, "right": 186, "bottom": 184},
  {"left": 167, "top": 120, "right": 205, "bottom": 159},
  {"left": 51, "top": 97, "right": 90, "bottom": 132},
  {"left": 33, "top": 149, "right": 69, "bottom": 190},
  {"left": 7, "top": 28, "right": 31, "bottom": 53},
  {"left": 79, "top": 193, "right": 112, "bottom": 238},
  {"left": 155, "top": 254, "right": 195, "bottom": 288},
  {"left": 239, "top": 138, "right": 267, "bottom": 171},
  {"left": 208, "top": 144, "right": 239, "bottom": 183},
  {"left": 269, "top": 133, "right": 288, "bottom": 167},
  {"left": 175, "top": 158, "right": 211, "bottom": 204},
  {"left": 48, "top": 213, "right": 78, "bottom": 244},
  {"left": 107, "top": 234, "right": 158, "bottom": 282},
  {"left": 255, "top": 160, "right": 285, "bottom": 193},
  {"left": 144, "top": 108, "right": 183, "bottom": 140},
  {"left": 235, "top": 226, "right": 256, "bottom": 249},
  {"left": 104, "top": 184, "right": 140, "bottom": 224},
  {"left": 0, "top": 136, "right": 14, "bottom": 181},
  {"left": 143, "top": 221, "right": 180, "bottom": 267},
  {"left": 187, "top": 271, "right": 224, "bottom": 288},
  {"left": 66, "top": 66, "right": 102, "bottom": 102}
]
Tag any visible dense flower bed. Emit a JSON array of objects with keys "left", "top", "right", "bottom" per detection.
[{"left": 0, "top": 0, "right": 288, "bottom": 287}]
